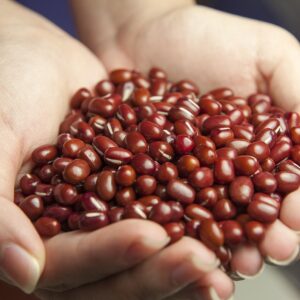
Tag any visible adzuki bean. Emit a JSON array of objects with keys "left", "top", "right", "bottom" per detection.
[{"left": 16, "top": 67, "right": 300, "bottom": 271}]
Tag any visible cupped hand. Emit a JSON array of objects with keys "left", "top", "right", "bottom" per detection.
[
  {"left": 0, "top": 2, "right": 226, "bottom": 300},
  {"left": 90, "top": 2, "right": 300, "bottom": 283}
]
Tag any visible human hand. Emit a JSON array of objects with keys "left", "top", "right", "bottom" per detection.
[
  {"left": 0, "top": 2, "right": 226, "bottom": 300},
  {"left": 72, "top": 0, "right": 300, "bottom": 285}
]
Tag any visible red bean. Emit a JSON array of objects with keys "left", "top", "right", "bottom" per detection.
[
  {"left": 255, "top": 118, "right": 280, "bottom": 134},
  {"left": 278, "top": 160, "right": 300, "bottom": 176},
  {"left": 194, "top": 135, "right": 216, "bottom": 150},
  {"left": 210, "top": 127, "right": 234, "bottom": 147},
  {"left": 199, "top": 219, "right": 225, "bottom": 249},
  {"left": 96, "top": 170, "right": 116, "bottom": 201},
  {"left": 149, "top": 202, "right": 172, "bottom": 224},
  {"left": 116, "top": 187, "right": 136, "bottom": 206},
  {"left": 104, "top": 147, "right": 133, "bottom": 166},
  {"left": 149, "top": 141, "right": 174, "bottom": 162},
  {"left": 32, "top": 145, "right": 57, "bottom": 164},
  {"left": 291, "top": 145, "right": 300, "bottom": 165},
  {"left": 110, "top": 69, "right": 132, "bottom": 84},
  {"left": 193, "top": 145, "right": 216, "bottom": 166},
  {"left": 177, "top": 155, "right": 200, "bottom": 177},
  {"left": 244, "top": 221, "right": 265, "bottom": 243},
  {"left": 247, "top": 193, "right": 279, "bottom": 223},
  {"left": 131, "top": 153, "right": 156, "bottom": 175},
  {"left": 174, "top": 80, "right": 200, "bottom": 95},
  {"left": 203, "top": 115, "right": 232, "bottom": 133},
  {"left": 188, "top": 167, "right": 214, "bottom": 189},
  {"left": 216, "top": 147, "right": 237, "bottom": 160},
  {"left": 174, "top": 134, "right": 195, "bottom": 155},
  {"left": 95, "top": 80, "right": 115, "bottom": 96},
  {"left": 156, "top": 162, "right": 178, "bottom": 183},
  {"left": 43, "top": 205, "right": 72, "bottom": 222},
  {"left": 81, "top": 192, "right": 109, "bottom": 212},
  {"left": 174, "top": 120, "right": 197, "bottom": 136},
  {"left": 213, "top": 199, "right": 237, "bottom": 221},
  {"left": 185, "top": 204, "right": 213, "bottom": 221},
  {"left": 116, "top": 104, "right": 137, "bottom": 127},
  {"left": 84, "top": 174, "right": 99, "bottom": 192},
  {"left": 195, "top": 187, "right": 218, "bottom": 208},
  {"left": 209, "top": 87, "right": 234, "bottom": 100},
  {"left": 71, "top": 88, "right": 92, "bottom": 109},
  {"left": 248, "top": 93, "right": 271, "bottom": 106},
  {"left": 199, "top": 97, "right": 222, "bottom": 115},
  {"left": 227, "top": 139, "right": 250, "bottom": 155},
  {"left": 254, "top": 128, "right": 277, "bottom": 148},
  {"left": 185, "top": 219, "right": 201, "bottom": 238},
  {"left": 261, "top": 157, "right": 275, "bottom": 172},
  {"left": 79, "top": 211, "right": 109, "bottom": 230},
  {"left": 135, "top": 175, "right": 157, "bottom": 196},
  {"left": 164, "top": 222, "right": 184, "bottom": 243},
  {"left": 115, "top": 165, "right": 136, "bottom": 186},
  {"left": 89, "top": 116, "right": 107, "bottom": 134},
  {"left": 275, "top": 171, "right": 300, "bottom": 193},
  {"left": 63, "top": 159, "right": 91, "bottom": 184},
  {"left": 270, "top": 142, "right": 291, "bottom": 164},
  {"left": 232, "top": 125, "right": 254, "bottom": 141},
  {"left": 233, "top": 155, "right": 259, "bottom": 176},
  {"left": 123, "top": 202, "right": 147, "bottom": 219},
  {"left": 53, "top": 183, "right": 78, "bottom": 205},
  {"left": 108, "top": 207, "right": 124, "bottom": 223},
  {"left": 285, "top": 112, "right": 300, "bottom": 129},
  {"left": 219, "top": 220, "right": 243, "bottom": 245},
  {"left": 167, "top": 179, "right": 195, "bottom": 204},
  {"left": 20, "top": 174, "right": 40, "bottom": 196},
  {"left": 245, "top": 141, "right": 270, "bottom": 163},
  {"left": 35, "top": 217, "right": 61, "bottom": 237},
  {"left": 252, "top": 172, "right": 277, "bottom": 193},
  {"left": 229, "top": 176, "right": 254, "bottom": 205},
  {"left": 88, "top": 97, "right": 118, "bottom": 118},
  {"left": 20, "top": 195, "right": 44, "bottom": 221},
  {"left": 63, "top": 138, "right": 85, "bottom": 158},
  {"left": 214, "top": 158, "right": 235, "bottom": 184}
]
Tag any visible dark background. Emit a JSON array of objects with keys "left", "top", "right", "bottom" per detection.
[{"left": 17, "top": 0, "right": 300, "bottom": 40}]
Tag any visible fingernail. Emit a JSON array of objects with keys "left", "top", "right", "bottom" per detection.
[
  {"left": 126, "top": 235, "right": 170, "bottom": 263},
  {"left": 0, "top": 243, "right": 40, "bottom": 294},
  {"left": 265, "top": 246, "right": 300, "bottom": 266},
  {"left": 171, "top": 254, "right": 219, "bottom": 286},
  {"left": 228, "top": 271, "right": 245, "bottom": 281},
  {"left": 230, "top": 263, "right": 265, "bottom": 280},
  {"left": 208, "top": 287, "right": 221, "bottom": 300}
]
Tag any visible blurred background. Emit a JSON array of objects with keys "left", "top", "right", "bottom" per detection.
[{"left": 2, "top": 0, "right": 299, "bottom": 299}]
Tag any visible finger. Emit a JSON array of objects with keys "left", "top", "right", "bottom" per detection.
[
  {"left": 259, "top": 26, "right": 300, "bottom": 109},
  {"left": 230, "top": 243, "right": 264, "bottom": 280},
  {"left": 0, "top": 131, "right": 45, "bottom": 293},
  {"left": 259, "top": 220, "right": 299, "bottom": 266},
  {"left": 38, "top": 219, "right": 170, "bottom": 291},
  {"left": 44, "top": 237, "right": 219, "bottom": 300},
  {"left": 280, "top": 188, "right": 300, "bottom": 231},
  {"left": 166, "top": 269, "right": 234, "bottom": 300}
]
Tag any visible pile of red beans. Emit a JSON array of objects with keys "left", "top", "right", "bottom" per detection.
[{"left": 15, "top": 67, "right": 300, "bottom": 268}]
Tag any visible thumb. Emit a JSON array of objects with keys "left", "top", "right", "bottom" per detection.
[
  {"left": 260, "top": 27, "right": 300, "bottom": 111},
  {"left": 0, "top": 131, "right": 45, "bottom": 294}
]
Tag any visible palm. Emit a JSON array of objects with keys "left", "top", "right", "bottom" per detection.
[
  {"left": 98, "top": 4, "right": 300, "bottom": 278},
  {"left": 1, "top": 32, "right": 105, "bottom": 160}
]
